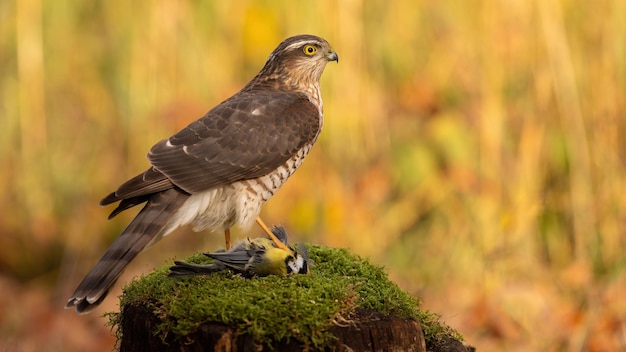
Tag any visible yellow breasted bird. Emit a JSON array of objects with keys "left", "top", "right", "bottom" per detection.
[{"left": 169, "top": 226, "right": 309, "bottom": 277}]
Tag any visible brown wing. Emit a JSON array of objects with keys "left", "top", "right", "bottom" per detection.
[
  {"left": 148, "top": 90, "right": 321, "bottom": 193},
  {"left": 102, "top": 89, "right": 321, "bottom": 210}
]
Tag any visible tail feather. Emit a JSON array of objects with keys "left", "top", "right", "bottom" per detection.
[{"left": 66, "top": 189, "right": 187, "bottom": 314}]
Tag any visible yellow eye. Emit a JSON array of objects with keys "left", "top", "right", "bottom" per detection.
[{"left": 303, "top": 45, "right": 318, "bottom": 56}]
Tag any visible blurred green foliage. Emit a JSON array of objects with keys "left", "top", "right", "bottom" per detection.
[{"left": 1, "top": 0, "right": 625, "bottom": 350}]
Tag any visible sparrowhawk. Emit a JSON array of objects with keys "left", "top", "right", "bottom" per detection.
[{"left": 66, "top": 34, "right": 338, "bottom": 314}]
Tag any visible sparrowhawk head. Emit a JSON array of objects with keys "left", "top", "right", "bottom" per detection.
[{"left": 250, "top": 34, "right": 338, "bottom": 90}]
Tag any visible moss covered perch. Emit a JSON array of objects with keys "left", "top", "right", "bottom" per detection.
[{"left": 107, "top": 245, "right": 472, "bottom": 351}]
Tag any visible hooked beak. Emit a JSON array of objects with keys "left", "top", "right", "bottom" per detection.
[{"left": 326, "top": 50, "right": 339, "bottom": 63}]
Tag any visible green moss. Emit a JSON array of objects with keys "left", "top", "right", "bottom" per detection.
[{"left": 107, "top": 244, "right": 461, "bottom": 349}]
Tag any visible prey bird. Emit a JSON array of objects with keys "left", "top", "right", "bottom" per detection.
[
  {"left": 66, "top": 34, "right": 337, "bottom": 313},
  {"left": 169, "top": 225, "right": 310, "bottom": 278}
]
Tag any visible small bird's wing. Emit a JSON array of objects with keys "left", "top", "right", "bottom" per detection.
[
  {"left": 205, "top": 249, "right": 261, "bottom": 272},
  {"left": 270, "top": 225, "right": 289, "bottom": 245},
  {"left": 168, "top": 261, "right": 225, "bottom": 277}
]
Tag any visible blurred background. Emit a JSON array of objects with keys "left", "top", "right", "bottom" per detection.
[{"left": 1, "top": 0, "right": 625, "bottom": 351}]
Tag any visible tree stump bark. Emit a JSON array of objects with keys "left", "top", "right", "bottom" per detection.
[{"left": 120, "top": 302, "right": 433, "bottom": 352}]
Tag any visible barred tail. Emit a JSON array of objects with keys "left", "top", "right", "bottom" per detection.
[{"left": 65, "top": 189, "right": 187, "bottom": 314}]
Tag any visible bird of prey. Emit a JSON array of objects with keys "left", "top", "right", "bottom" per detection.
[
  {"left": 66, "top": 34, "right": 338, "bottom": 314},
  {"left": 169, "top": 225, "right": 310, "bottom": 278}
]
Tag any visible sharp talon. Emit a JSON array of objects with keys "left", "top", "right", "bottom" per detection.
[{"left": 256, "top": 217, "right": 290, "bottom": 251}]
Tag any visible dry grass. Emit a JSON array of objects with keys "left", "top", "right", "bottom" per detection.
[{"left": 1, "top": 1, "right": 625, "bottom": 351}]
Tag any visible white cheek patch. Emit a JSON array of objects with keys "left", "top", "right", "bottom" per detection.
[{"left": 287, "top": 255, "right": 307, "bottom": 274}]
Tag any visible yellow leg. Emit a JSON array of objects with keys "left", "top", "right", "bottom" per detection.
[
  {"left": 256, "top": 217, "right": 290, "bottom": 251},
  {"left": 224, "top": 228, "right": 231, "bottom": 250}
]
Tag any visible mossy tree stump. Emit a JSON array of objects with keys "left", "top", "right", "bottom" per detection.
[
  {"left": 120, "top": 303, "right": 427, "bottom": 351},
  {"left": 108, "top": 245, "right": 471, "bottom": 352}
]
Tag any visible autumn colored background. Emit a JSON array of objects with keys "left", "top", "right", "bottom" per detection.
[{"left": 1, "top": 1, "right": 625, "bottom": 351}]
